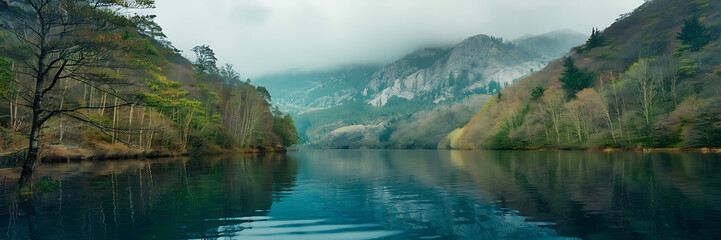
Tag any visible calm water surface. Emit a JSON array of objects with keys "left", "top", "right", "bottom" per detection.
[{"left": 1, "top": 149, "right": 721, "bottom": 239}]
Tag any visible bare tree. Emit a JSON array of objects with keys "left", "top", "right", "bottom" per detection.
[
  {"left": 541, "top": 92, "right": 565, "bottom": 144},
  {"left": 626, "top": 59, "right": 657, "bottom": 128},
  {"left": 0, "top": 0, "right": 155, "bottom": 186}
]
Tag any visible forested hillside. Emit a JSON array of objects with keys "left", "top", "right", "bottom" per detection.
[
  {"left": 0, "top": 0, "right": 298, "bottom": 178},
  {"left": 260, "top": 31, "right": 586, "bottom": 148},
  {"left": 442, "top": 0, "right": 721, "bottom": 149}
]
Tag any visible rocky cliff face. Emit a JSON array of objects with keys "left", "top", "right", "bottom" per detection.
[
  {"left": 367, "top": 34, "right": 553, "bottom": 107},
  {"left": 258, "top": 30, "right": 587, "bottom": 148}
]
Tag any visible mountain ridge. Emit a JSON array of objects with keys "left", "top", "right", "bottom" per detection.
[{"left": 258, "top": 30, "right": 588, "bottom": 148}]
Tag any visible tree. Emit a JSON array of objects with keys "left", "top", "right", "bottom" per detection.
[
  {"left": 625, "top": 59, "right": 657, "bottom": 128},
  {"left": 191, "top": 45, "right": 218, "bottom": 75},
  {"left": 219, "top": 64, "right": 240, "bottom": 85},
  {"left": 541, "top": 92, "right": 564, "bottom": 144},
  {"left": 273, "top": 114, "right": 298, "bottom": 146},
  {"left": 677, "top": 16, "right": 711, "bottom": 52},
  {"left": 585, "top": 28, "right": 605, "bottom": 49},
  {"left": 0, "top": 0, "right": 155, "bottom": 186},
  {"left": 558, "top": 57, "right": 593, "bottom": 98},
  {"left": 530, "top": 86, "right": 546, "bottom": 101},
  {"left": 256, "top": 86, "right": 271, "bottom": 102}
]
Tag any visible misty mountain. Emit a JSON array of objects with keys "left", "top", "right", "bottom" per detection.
[{"left": 258, "top": 30, "right": 587, "bottom": 148}]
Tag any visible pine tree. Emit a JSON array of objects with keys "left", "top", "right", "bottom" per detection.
[
  {"left": 558, "top": 57, "right": 593, "bottom": 98},
  {"left": 530, "top": 86, "right": 546, "bottom": 101},
  {"left": 585, "top": 28, "right": 605, "bottom": 49},
  {"left": 677, "top": 16, "right": 711, "bottom": 52}
]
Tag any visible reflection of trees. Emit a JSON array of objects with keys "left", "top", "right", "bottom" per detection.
[
  {"left": 0, "top": 153, "right": 298, "bottom": 239},
  {"left": 449, "top": 150, "right": 721, "bottom": 239},
  {"left": 294, "top": 149, "right": 572, "bottom": 239}
]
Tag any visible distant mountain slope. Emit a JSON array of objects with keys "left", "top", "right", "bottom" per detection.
[
  {"left": 254, "top": 65, "right": 379, "bottom": 114},
  {"left": 258, "top": 30, "right": 587, "bottom": 148},
  {"left": 442, "top": 0, "right": 721, "bottom": 149}
]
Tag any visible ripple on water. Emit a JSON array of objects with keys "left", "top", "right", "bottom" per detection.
[{"left": 196, "top": 216, "right": 402, "bottom": 240}]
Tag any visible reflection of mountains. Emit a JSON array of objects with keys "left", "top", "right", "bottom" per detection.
[
  {"left": 294, "top": 150, "right": 576, "bottom": 239},
  {"left": 0, "top": 153, "right": 299, "bottom": 239},
  {"left": 448, "top": 151, "right": 721, "bottom": 239}
]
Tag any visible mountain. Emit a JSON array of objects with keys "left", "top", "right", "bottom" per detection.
[
  {"left": 442, "top": 0, "right": 721, "bottom": 149},
  {"left": 254, "top": 65, "right": 379, "bottom": 114},
  {"left": 258, "top": 30, "right": 587, "bottom": 148}
]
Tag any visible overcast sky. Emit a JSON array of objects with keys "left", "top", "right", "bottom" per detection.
[{"left": 147, "top": 0, "right": 645, "bottom": 78}]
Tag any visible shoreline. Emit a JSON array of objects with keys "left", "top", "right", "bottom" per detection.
[
  {"left": 440, "top": 147, "right": 721, "bottom": 153},
  {"left": 300, "top": 145, "right": 721, "bottom": 153},
  {"left": 3, "top": 146, "right": 719, "bottom": 167},
  {"left": 0, "top": 144, "right": 293, "bottom": 168}
]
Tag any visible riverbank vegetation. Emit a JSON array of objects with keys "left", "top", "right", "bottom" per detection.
[
  {"left": 0, "top": 0, "right": 298, "bottom": 184},
  {"left": 442, "top": 0, "right": 721, "bottom": 150}
]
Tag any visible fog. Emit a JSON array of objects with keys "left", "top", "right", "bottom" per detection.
[{"left": 148, "top": 0, "right": 645, "bottom": 78}]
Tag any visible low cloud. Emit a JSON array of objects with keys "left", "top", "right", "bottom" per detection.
[{"left": 149, "top": 0, "right": 644, "bottom": 78}]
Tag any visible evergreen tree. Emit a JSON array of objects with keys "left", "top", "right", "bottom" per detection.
[
  {"left": 558, "top": 57, "right": 593, "bottom": 98},
  {"left": 585, "top": 28, "right": 605, "bottom": 49},
  {"left": 530, "top": 86, "right": 546, "bottom": 101},
  {"left": 677, "top": 16, "right": 711, "bottom": 52}
]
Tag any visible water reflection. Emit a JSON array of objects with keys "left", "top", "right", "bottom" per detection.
[
  {"left": 446, "top": 150, "right": 721, "bottom": 240},
  {"left": 0, "top": 153, "right": 298, "bottom": 239},
  {"left": 0, "top": 150, "right": 719, "bottom": 239}
]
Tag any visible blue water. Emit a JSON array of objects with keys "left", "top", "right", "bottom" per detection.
[{"left": 1, "top": 149, "right": 720, "bottom": 239}]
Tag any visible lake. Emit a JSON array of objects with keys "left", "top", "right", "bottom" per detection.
[{"left": 1, "top": 149, "right": 720, "bottom": 239}]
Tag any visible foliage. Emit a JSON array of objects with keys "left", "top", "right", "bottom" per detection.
[
  {"left": 0, "top": 56, "right": 12, "bottom": 97},
  {"left": 191, "top": 45, "right": 219, "bottom": 75},
  {"left": 687, "top": 99, "right": 721, "bottom": 147},
  {"left": 677, "top": 59, "right": 699, "bottom": 78},
  {"left": 676, "top": 16, "right": 711, "bottom": 52},
  {"left": 558, "top": 57, "right": 594, "bottom": 98},
  {"left": 273, "top": 114, "right": 299, "bottom": 146},
  {"left": 530, "top": 86, "right": 546, "bottom": 101},
  {"left": 256, "top": 86, "right": 271, "bottom": 102},
  {"left": 585, "top": 28, "right": 605, "bottom": 50},
  {"left": 0, "top": 1, "right": 298, "bottom": 172}
]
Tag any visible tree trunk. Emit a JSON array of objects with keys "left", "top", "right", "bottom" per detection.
[
  {"left": 59, "top": 83, "right": 68, "bottom": 141},
  {"left": 112, "top": 97, "right": 118, "bottom": 143},
  {"left": 147, "top": 109, "right": 154, "bottom": 150},
  {"left": 128, "top": 104, "right": 134, "bottom": 143},
  {"left": 611, "top": 74, "right": 624, "bottom": 140},
  {"left": 89, "top": 86, "right": 94, "bottom": 108},
  {"left": 99, "top": 92, "right": 107, "bottom": 116},
  {"left": 139, "top": 107, "right": 145, "bottom": 148},
  {"left": 9, "top": 61, "right": 14, "bottom": 145},
  {"left": 19, "top": 99, "right": 42, "bottom": 187}
]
